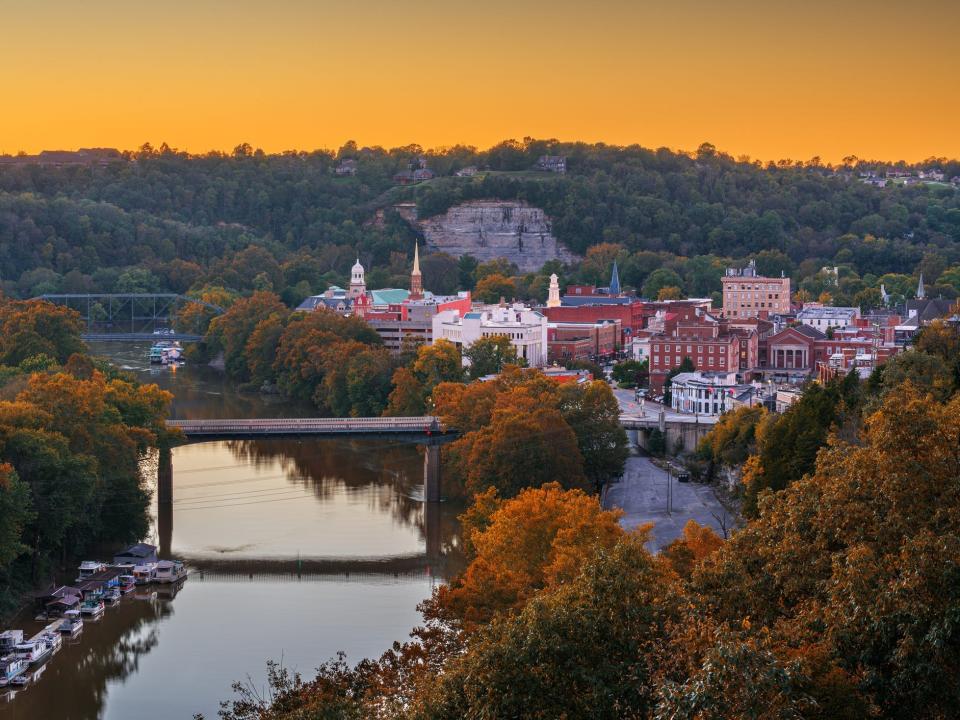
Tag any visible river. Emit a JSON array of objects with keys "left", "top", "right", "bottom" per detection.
[{"left": 1, "top": 343, "right": 462, "bottom": 720}]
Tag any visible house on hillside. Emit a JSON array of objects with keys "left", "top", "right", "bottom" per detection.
[
  {"left": 335, "top": 159, "right": 358, "bottom": 176},
  {"left": 536, "top": 155, "right": 566, "bottom": 173}
]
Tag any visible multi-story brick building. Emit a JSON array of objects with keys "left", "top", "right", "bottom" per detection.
[
  {"left": 546, "top": 320, "right": 621, "bottom": 363},
  {"left": 648, "top": 322, "right": 742, "bottom": 390},
  {"left": 721, "top": 260, "right": 790, "bottom": 318}
]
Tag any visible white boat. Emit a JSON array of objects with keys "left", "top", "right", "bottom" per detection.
[
  {"left": 104, "top": 587, "right": 122, "bottom": 604},
  {"left": 80, "top": 599, "right": 104, "bottom": 619},
  {"left": 59, "top": 611, "right": 83, "bottom": 637},
  {"left": 153, "top": 560, "right": 187, "bottom": 584},
  {"left": 0, "top": 656, "right": 27, "bottom": 686},
  {"left": 76, "top": 561, "right": 106, "bottom": 583},
  {"left": 13, "top": 638, "right": 52, "bottom": 666},
  {"left": 40, "top": 632, "right": 61, "bottom": 654},
  {"left": 118, "top": 575, "right": 137, "bottom": 594},
  {"left": 133, "top": 563, "right": 156, "bottom": 585}
]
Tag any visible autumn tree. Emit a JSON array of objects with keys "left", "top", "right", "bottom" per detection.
[
  {"left": 473, "top": 273, "right": 515, "bottom": 303},
  {"left": 432, "top": 482, "right": 625, "bottom": 628},
  {"left": 465, "top": 405, "right": 587, "bottom": 497},
  {"left": 419, "top": 538, "right": 682, "bottom": 720},
  {"left": 690, "top": 385, "right": 960, "bottom": 717},
  {"left": 0, "top": 298, "right": 84, "bottom": 366},
  {"left": 207, "top": 290, "right": 287, "bottom": 380}
]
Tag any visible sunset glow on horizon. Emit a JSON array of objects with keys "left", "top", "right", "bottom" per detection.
[{"left": 2, "top": 0, "right": 958, "bottom": 162}]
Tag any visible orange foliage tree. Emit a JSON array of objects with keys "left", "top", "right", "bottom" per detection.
[{"left": 431, "top": 482, "right": 626, "bottom": 629}]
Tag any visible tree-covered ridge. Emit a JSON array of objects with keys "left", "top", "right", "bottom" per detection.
[
  {"left": 2, "top": 140, "right": 959, "bottom": 306},
  {"left": 0, "top": 296, "right": 173, "bottom": 615}
]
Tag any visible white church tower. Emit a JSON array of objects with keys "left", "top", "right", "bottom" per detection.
[
  {"left": 349, "top": 258, "right": 366, "bottom": 299},
  {"left": 546, "top": 273, "right": 561, "bottom": 308}
]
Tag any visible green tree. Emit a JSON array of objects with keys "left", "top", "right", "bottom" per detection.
[
  {"left": 643, "top": 268, "right": 684, "bottom": 299},
  {"left": 464, "top": 335, "right": 520, "bottom": 379}
]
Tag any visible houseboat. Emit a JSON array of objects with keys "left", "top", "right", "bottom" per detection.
[
  {"left": 14, "top": 637, "right": 53, "bottom": 666},
  {"left": 133, "top": 563, "right": 156, "bottom": 585},
  {"left": 154, "top": 560, "right": 187, "bottom": 584},
  {"left": 80, "top": 598, "right": 104, "bottom": 619},
  {"left": 59, "top": 610, "right": 83, "bottom": 637},
  {"left": 40, "top": 631, "right": 61, "bottom": 655},
  {"left": 76, "top": 561, "right": 106, "bottom": 583},
  {"left": 104, "top": 587, "right": 122, "bottom": 604},
  {"left": 149, "top": 343, "right": 167, "bottom": 364},
  {"left": 118, "top": 575, "right": 137, "bottom": 594},
  {"left": 0, "top": 656, "right": 27, "bottom": 687}
]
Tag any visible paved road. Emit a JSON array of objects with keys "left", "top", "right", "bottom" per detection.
[
  {"left": 603, "top": 454, "right": 733, "bottom": 551},
  {"left": 612, "top": 388, "right": 718, "bottom": 425}
]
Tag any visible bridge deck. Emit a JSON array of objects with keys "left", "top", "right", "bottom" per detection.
[
  {"left": 84, "top": 333, "right": 203, "bottom": 342},
  {"left": 168, "top": 416, "right": 447, "bottom": 438}
]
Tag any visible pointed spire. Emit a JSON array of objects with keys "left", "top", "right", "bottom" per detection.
[
  {"left": 409, "top": 242, "right": 423, "bottom": 300},
  {"left": 917, "top": 272, "right": 926, "bottom": 300},
  {"left": 609, "top": 260, "right": 621, "bottom": 296}
]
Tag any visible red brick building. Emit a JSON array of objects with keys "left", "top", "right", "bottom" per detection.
[{"left": 547, "top": 320, "right": 621, "bottom": 363}]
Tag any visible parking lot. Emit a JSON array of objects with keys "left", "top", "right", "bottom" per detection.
[{"left": 603, "top": 454, "right": 734, "bottom": 551}]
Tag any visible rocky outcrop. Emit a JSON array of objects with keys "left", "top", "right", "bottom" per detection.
[{"left": 399, "top": 200, "right": 580, "bottom": 272}]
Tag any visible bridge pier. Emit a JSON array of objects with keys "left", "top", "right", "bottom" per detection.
[
  {"left": 158, "top": 445, "right": 173, "bottom": 505},
  {"left": 424, "top": 500, "right": 441, "bottom": 560},
  {"left": 424, "top": 442, "right": 442, "bottom": 503},
  {"left": 157, "top": 445, "right": 173, "bottom": 558}
]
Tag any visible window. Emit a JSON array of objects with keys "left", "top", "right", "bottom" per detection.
[
  {"left": 653, "top": 344, "right": 659, "bottom": 352},
  {"left": 708, "top": 357, "right": 715, "bottom": 366},
  {"left": 698, "top": 346, "right": 703, "bottom": 353},
  {"left": 720, "top": 347, "right": 726, "bottom": 354},
  {"left": 708, "top": 345, "right": 714, "bottom": 353}
]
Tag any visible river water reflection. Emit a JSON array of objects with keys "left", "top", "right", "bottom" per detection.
[{"left": 2, "top": 343, "right": 462, "bottom": 720}]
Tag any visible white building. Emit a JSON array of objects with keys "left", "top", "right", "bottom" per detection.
[
  {"left": 433, "top": 303, "right": 549, "bottom": 368},
  {"left": 796, "top": 305, "right": 860, "bottom": 331},
  {"left": 669, "top": 371, "right": 750, "bottom": 416}
]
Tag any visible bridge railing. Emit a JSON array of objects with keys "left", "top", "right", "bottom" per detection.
[{"left": 168, "top": 416, "right": 446, "bottom": 434}]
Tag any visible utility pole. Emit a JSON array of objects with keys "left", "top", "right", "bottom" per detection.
[{"left": 666, "top": 467, "right": 673, "bottom": 515}]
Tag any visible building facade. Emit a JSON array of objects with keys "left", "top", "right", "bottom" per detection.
[
  {"left": 433, "top": 303, "right": 549, "bottom": 367},
  {"left": 721, "top": 260, "right": 791, "bottom": 318}
]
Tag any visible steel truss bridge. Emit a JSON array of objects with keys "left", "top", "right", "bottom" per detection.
[{"left": 36, "top": 293, "right": 224, "bottom": 340}]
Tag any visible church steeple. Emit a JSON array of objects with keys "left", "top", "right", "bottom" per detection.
[
  {"left": 546, "top": 273, "right": 561, "bottom": 308},
  {"left": 609, "top": 260, "right": 621, "bottom": 296},
  {"left": 917, "top": 272, "right": 926, "bottom": 300},
  {"left": 349, "top": 257, "right": 366, "bottom": 299},
  {"left": 409, "top": 242, "right": 424, "bottom": 300}
]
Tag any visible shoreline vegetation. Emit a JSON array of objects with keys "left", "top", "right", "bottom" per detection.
[{"left": 0, "top": 296, "right": 173, "bottom": 621}]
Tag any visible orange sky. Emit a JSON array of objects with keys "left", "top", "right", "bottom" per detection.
[{"left": 1, "top": 0, "right": 957, "bottom": 162}]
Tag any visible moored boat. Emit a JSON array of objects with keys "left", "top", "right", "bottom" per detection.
[
  {"left": 59, "top": 610, "right": 83, "bottom": 637},
  {"left": 76, "top": 561, "right": 106, "bottom": 583},
  {"left": 153, "top": 560, "right": 187, "bottom": 584},
  {"left": 133, "top": 563, "right": 156, "bottom": 585},
  {"left": 0, "top": 656, "right": 27, "bottom": 687},
  {"left": 80, "top": 598, "right": 104, "bottom": 619},
  {"left": 13, "top": 638, "right": 52, "bottom": 666},
  {"left": 118, "top": 575, "right": 136, "bottom": 594},
  {"left": 104, "top": 587, "right": 122, "bottom": 604}
]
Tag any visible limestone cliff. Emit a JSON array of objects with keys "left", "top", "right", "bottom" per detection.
[{"left": 396, "top": 200, "right": 580, "bottom": 272}]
